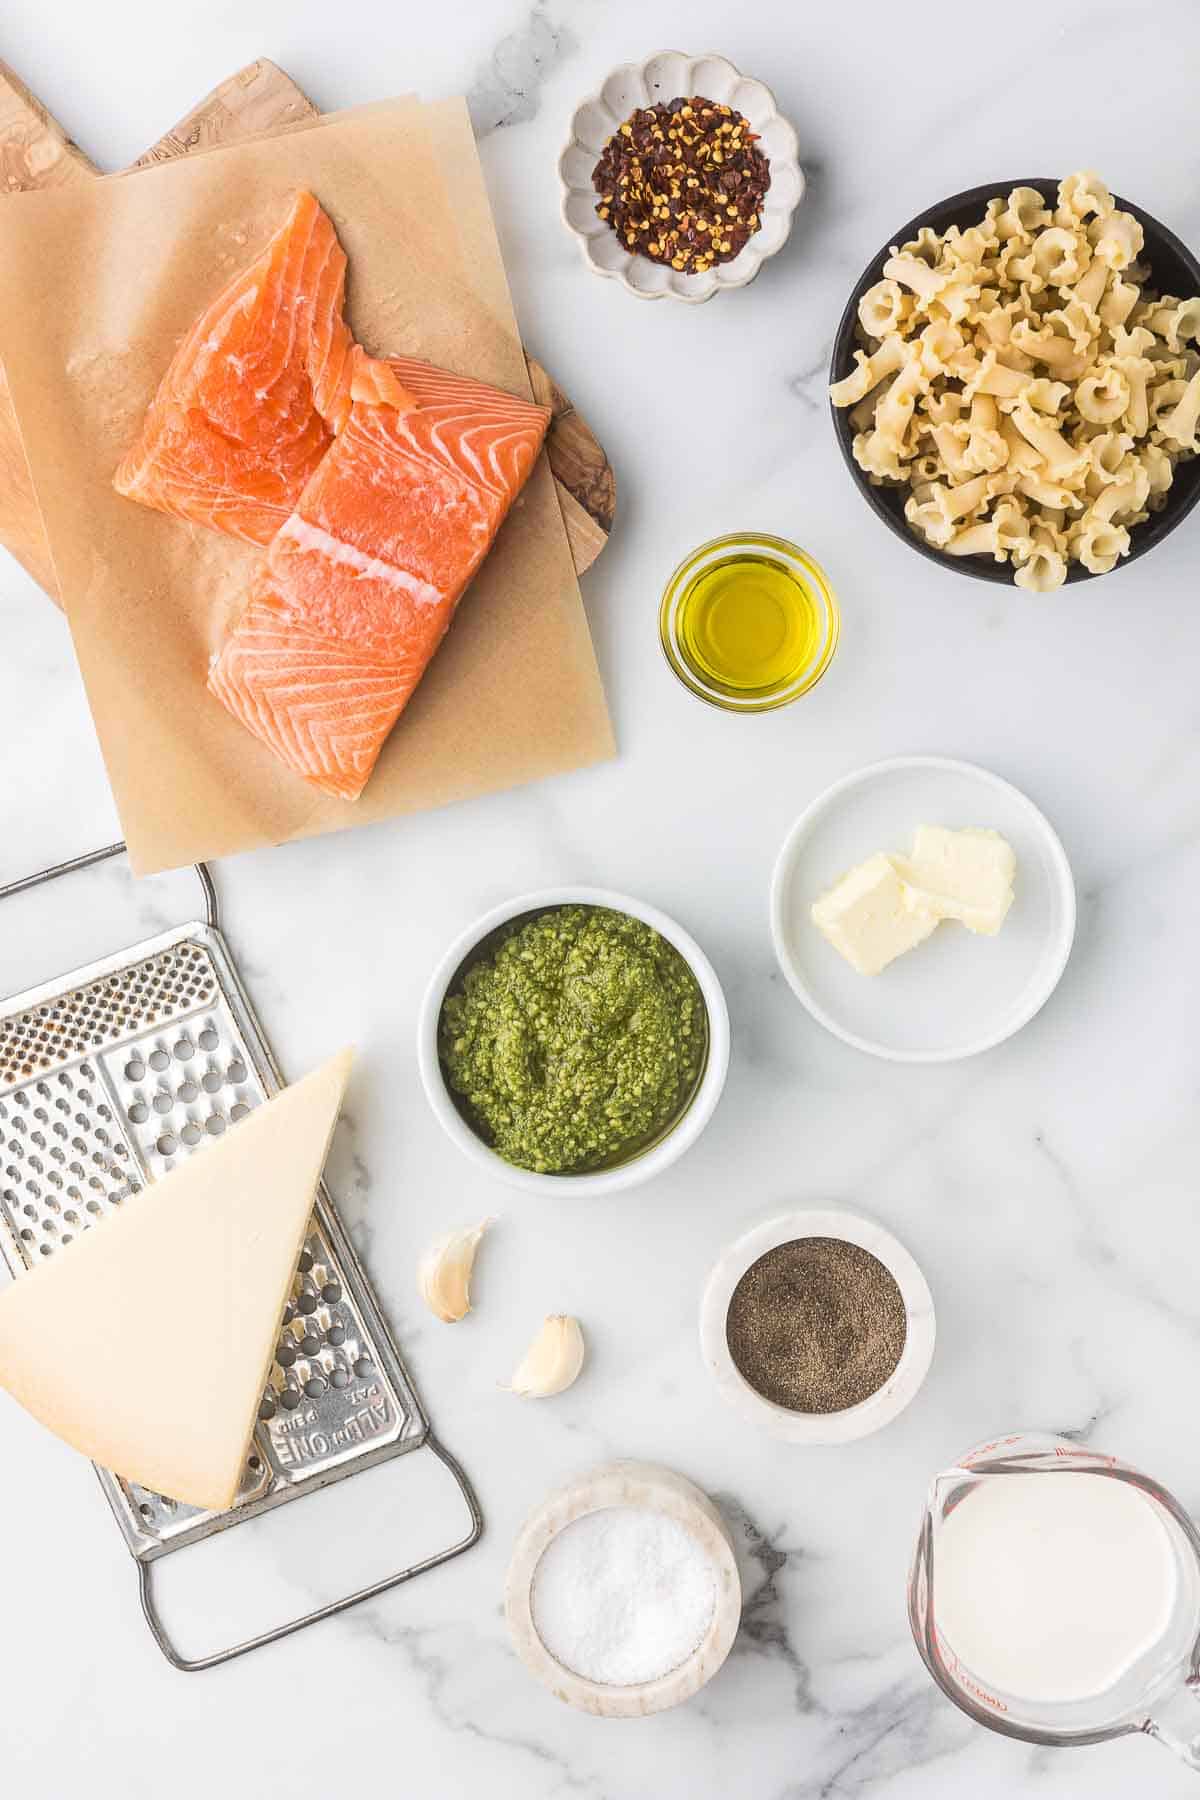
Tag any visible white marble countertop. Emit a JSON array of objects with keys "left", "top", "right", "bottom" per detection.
[{"left": 4, "top": 0, "right": 1200, "bottom": 1793}]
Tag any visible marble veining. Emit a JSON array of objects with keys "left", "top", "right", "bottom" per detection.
[
  {"left": 4, "top": 1, "right": 1200, "bottom": 1796},
  {"left": 468, "top": 2, "right": 578, "bottom": 135},
  {"left": 788, "top": 344, "right": 835, "bottom": 411},
  {"left": 717, "top": 1491, "right": 816, "bottom": 1709}
]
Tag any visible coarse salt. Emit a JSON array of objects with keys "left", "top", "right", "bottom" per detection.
[{"left": 530, "top": 1505, "right": 717, "bottom": 1687}]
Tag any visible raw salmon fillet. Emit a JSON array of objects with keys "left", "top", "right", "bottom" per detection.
[
  {"left": 208, "top": 357, "right": 552, "bottom": 800},
  {"left": 114, "top": 191, "right": 366, "bottom": 546}
]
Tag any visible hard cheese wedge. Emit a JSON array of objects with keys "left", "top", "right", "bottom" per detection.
[{"left": 0, "top": 1048, "right": 352, "bottom": 1511}]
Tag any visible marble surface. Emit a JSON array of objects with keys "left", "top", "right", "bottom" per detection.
[{"left": 3, "top": 0, "right": 1200, "bottom": 1793}]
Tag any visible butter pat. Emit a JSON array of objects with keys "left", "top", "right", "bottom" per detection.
[
  {"left": 811, "top": 852, "right": 940, "bottom": 976},
  {"left": 894, "top": 826, "right": 1016, "bottom": 936}
]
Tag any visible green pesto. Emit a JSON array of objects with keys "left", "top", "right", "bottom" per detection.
[{"left": 439, "top": 905, "right": 707, "bottom": 1174}]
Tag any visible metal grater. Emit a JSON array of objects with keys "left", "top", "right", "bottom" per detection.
[{"left": 0, "top": 844, "right": 481, "bottom": 1670}]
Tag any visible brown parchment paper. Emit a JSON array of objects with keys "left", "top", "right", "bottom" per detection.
[{"left": 0, "top": 96, "right": 614, "bottom": 874}]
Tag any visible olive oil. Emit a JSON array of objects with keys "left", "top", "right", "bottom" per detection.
[
  {"left": 675, "top": 553, "right": 821, "bottom": 699},
  {"left": 660, "top": 533, "right": 840, "bottom": 713}
]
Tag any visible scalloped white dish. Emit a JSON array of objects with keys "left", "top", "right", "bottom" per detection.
[{"left": 559, "top": 51, "right": 804, "bottom": 303}]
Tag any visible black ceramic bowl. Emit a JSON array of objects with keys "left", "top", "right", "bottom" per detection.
[{"left": 829, "top": 178, "right": 1200, "bottom": 584}]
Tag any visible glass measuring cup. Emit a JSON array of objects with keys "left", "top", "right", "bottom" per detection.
[{"left": 909, "top": 1433, "right": 1200, "bottom": 1771}]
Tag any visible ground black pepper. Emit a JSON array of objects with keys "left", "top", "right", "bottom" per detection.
[
  {"left": 725, "top": 1238, "right": 907, "bottom": 1413},
  {"left": 591, "top": 96, "right": 770, "bottom": 275}
]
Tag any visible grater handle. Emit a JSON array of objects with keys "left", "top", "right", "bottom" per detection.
[
  {"left": 136, "top": 1433, "right": 483, "bottom": 1672},
  {"left": 0, "top": 841, "right": 219, "bottom": 930}
]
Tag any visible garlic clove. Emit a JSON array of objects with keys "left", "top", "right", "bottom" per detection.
[
  {"left": 417, "top": 1217, "right": 494, "bottom": 1323},
  {"left": 504, "top": 1314, "right": 585, "bottom": 1398}
]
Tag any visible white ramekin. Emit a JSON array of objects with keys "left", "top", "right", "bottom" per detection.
[
  {"left": 504, "top": 1460, "right": 742, "bottom": 1716},
  {"left": 768, "top": 755, "right": 1077, "bottom": 1064},
  {"left": 417, "top": 887, "right": 730, "bottom": 1196},
  {"left": 700, "top": 1208, "right": 936, "bottom": 1444}
]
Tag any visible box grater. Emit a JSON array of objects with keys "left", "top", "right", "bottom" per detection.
[{"left": 0, "top": 842, "right": 481, "bottom": 1670}]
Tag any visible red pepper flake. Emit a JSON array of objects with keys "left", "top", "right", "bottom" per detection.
[{"left": 591, "top": 95, "right": 770, "bottom": 276}]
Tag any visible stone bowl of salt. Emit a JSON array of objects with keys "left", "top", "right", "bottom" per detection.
[{"left": 504, "top": 1461, "right": 742, "bottom": 1717}]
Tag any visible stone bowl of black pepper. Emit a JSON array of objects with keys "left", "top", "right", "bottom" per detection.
[
  {"left": 559, "top": 51, "right": 804, "bottom": 303},
  {"left": 699, "top": 1210, "right": 936, "bottom": 1443}
]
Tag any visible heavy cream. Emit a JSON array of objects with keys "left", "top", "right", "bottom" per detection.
[{"left": 934, "top": 1470, "right": 1179, "bottom": 1706}]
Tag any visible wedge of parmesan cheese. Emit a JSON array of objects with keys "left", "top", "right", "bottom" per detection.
[{"left": 0, "top": 1048, "right": 352, "bottom": 1511}]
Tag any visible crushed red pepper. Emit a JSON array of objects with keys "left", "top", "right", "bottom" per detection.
[{"left": 591, "top": 95, "right": 771, "bottom": 276}]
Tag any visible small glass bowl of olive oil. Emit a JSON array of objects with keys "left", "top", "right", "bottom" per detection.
[{"left": 659, "top": 533, "right": 839, "bottom": 712}]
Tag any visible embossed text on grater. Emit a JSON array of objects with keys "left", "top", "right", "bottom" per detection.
[{"left": 0, "top": 923, "right": 426, "bottom": 1560}]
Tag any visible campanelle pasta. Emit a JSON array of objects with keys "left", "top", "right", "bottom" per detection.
[{"left": 830, "top": 171, "right": 1200, "bottom": 589}]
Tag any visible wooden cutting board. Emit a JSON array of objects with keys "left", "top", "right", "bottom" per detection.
[{"left": 0, "top": 58, "right": 614, "bottom": 602}]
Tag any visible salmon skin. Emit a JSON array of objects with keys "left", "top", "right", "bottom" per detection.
[
  {"left": 114, "top": 191, "right": 370, "bottom": 545},
  {"left": 208, "top": 357, "right": 552, "bottom": 801}
]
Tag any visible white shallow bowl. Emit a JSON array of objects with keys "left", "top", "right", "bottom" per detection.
[
  {"left": 770, "top": 756, "right": 1076, "bottom": 1063},
  {"left": 559, "top": 50, "right": 804, "bottom": 303},
  {"left": 504, "top": 1460, "right": 742, "bottom": 1716},
  {"left": 700, "top": 1209, "right": 936, "bottom": 1444},
  {"left": 417, "top": 887, "right": 730, "bottom": 1196}
]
